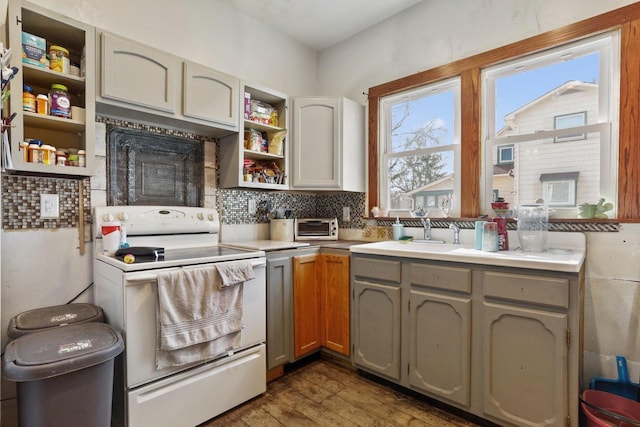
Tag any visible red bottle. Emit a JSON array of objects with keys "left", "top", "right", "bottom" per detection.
[{"left": 492, "top": 217, "right": 509, "bottom": 251}]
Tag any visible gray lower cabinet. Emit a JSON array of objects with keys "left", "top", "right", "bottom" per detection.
[
  {"left": 408, "top": 263, "right": 472, "bottom": 407},
  {"left": 266, "top": 253, "right": 293, "bottom": 370},
  {"left": 351, "top": 254, "right": 582, "bottom": 427},
  {"left": 481, "top": 271, "right": 570, "bottom": 427},
  {"left": 352, "top": 280, "right": 402, "bottom": 381},
  {"left": 351, "top": 256, "right": 402, "bottom": 381}
]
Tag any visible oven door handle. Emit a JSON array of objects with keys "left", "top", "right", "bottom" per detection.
[{"left": 124, "top": 259, "right": 266, "bottom": 284}]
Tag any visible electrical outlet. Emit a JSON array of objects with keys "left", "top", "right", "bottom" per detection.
[
  {"left": 248, "top": 199, "right": 256, "bottom": 214},
  {"left": 342, "top": 206, "right": 350, "bottom": 222},
  {"left": 40, "top": 194, "right": 59, "bottom": 219}
]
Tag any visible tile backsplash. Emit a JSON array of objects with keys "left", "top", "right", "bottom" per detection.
[
  {"left": 4, "top": 119, "right": 367, "bottom": 230},
  {"left": 219, "top": 189, "right": 366, "bottom": 229},
  {"left": 2, "top": 176, "right": 91, "bottom": 229}
]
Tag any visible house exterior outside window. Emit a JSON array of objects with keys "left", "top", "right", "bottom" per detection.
[{"left": 482, "top": 31, "right": 619, "bottom": 218}]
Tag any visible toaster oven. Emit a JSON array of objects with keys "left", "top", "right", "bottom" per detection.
[{"left": 294, "top": 218, "right": 339, "bottom": 240}]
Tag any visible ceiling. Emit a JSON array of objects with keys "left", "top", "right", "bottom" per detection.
[{"left": 222, "top": 0, "right": 424, "bottom": 50}]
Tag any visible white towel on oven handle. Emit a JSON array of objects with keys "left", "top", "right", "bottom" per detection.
[
  {"left": 156, "top": 266, "right": 243, "bottom": 352},
  {"left": 215, "top": 260, "right": 256, "bottom": 288}
]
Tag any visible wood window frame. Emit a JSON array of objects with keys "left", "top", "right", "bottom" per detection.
[{"left": 367, "top": 2, "right": 640, "bottom": 221}]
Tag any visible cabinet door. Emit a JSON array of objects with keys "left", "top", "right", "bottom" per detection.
[
  {"left": 293, "top": 254, "right": 322, "bottom": 358},
  {"left": 183, "top": 61, "right": 238, "bottom": 128},
  {"left": 352, "top": 280, "right": 402, "bottom": 381},
  {"left": 409, "top": 289, "right": 471, "bottom": 407},
  {"left": 483, "top": 302, "right": 568, "bottom": 426},
  {"left": 266, "top": 255, "right": 293, "bottom": 369},
  {"left": 100, "top": 32, "right": 179, "bottom": 113},
  {"left": 320, "top": 254, "right": 350, "bottom": 356},
  {"left": 291, "top": 98, "right": 341, "bottom": 189}
]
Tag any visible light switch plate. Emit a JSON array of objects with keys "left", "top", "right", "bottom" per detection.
[
  {"left": 40, "top": 194, "right": 59, "bottom": 219},
  {"left": 248, "top": 199, "right": 256, "bottom": 215},
  {"left": 342, "top": 206, "right": 350, "bottom": 222}
]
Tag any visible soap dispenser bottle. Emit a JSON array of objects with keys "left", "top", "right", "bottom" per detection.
[{"left": 392, "top": 217, "right": 404, "bottom": 240}]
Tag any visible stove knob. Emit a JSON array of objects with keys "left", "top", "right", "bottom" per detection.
[
  {"left": 197, "top": 212, "right": 204, "bottom": 220},
  {"left": 103, "top": 213, "right": 115, "bottom": 222},
  {"left": 118, "top": 212, "right": 130, "bottom": 221},
  {"left": 208, "top": 213, "right": 215, "bottom": 221}
]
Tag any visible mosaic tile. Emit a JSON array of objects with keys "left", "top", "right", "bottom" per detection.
[{"left": 2, "top": 176, "right": 91, "bottom": 229}]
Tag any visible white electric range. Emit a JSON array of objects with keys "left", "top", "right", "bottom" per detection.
[{"left": 93, "top": 206, "right": 266, "bottom": 427}]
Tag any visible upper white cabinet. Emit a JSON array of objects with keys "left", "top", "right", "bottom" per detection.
[
  {"left": 291, "top": 97, "right": 365, "bottom": 192},
  {"left": 96, "top": 31, "right": 238, "bottom": 135},
  {"left": 100, "top": 32, "right": 179, "bottom": 114},
  {"left": 183, "top": 61, "right": 238, "bottom": 128},
  {"left": 219, "top": 82, "right": 289, "bottom": 190},
  {"left": 6, "top": 0, "right": 95, "bottom": 176}
]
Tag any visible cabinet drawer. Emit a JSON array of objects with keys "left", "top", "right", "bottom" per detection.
[
  {"left": 409, "top": 263, "right": 471, "bottom": 294},
  {"left": 482, "top": 271, "right": 569, "bottom": 308},
  {"left": 352, "top": 257, "right": 401, "bottom": 284}
]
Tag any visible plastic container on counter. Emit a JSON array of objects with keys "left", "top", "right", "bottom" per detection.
[
  {"left": 49, "top": 45, "right": 70, "bottom": 74},
  {"left": 49, "top": 83, "right": 71, "bottom": 118},
  {"left": 22, "top": 85, "right": 35, "bottom": 112}
]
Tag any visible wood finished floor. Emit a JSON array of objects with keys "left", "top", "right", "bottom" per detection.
[{"left": 199, "top": 356, "right": 492, "bottom": 427}]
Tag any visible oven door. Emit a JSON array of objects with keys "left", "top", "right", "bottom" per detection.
[{"left": 122, "top": 258, "right": 266, "bottom": 388}]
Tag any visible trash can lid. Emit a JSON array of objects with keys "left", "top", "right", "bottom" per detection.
[
  {"left": 7, "top": 303, "right": 104, "bottom": 339},
  {"left": 3, "top": 323, "right": 124, "bottom": 382}
]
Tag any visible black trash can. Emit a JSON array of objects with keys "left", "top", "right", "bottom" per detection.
[
  {"left": 7, "top": 303, "right": 104, "bottom": 339},
  {"left": 3, "top": 322, "right": 124, "bottom": 427}
]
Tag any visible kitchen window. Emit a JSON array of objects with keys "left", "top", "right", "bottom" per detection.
[
  {"left": 369, "top": 5, "right": 639, "bottom": 219},
  {"left": 379, "top": 78, "right": 461, "bottom": 217},
  {"left": 482, "top": 31, "right": 619, "bottom": 218}
]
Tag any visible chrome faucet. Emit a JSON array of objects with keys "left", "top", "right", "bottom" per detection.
[
  {"left": 420, "top": 218, "right": 431, "bottom": 240},
  {"left": 449, "top": 223, "right": 460, "bottom": 244}
]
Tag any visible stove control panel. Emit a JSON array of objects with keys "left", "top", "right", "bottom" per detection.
[{"left": 94, "top": 206, "right": 220, "bottom": 237}]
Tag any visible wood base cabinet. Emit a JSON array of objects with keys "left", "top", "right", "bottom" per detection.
[
  {"left": 321, "top": 254, "right": 350, "bottom": 356},
  {"left": 293, "top": 253, "right": 323, "bottom": 358},
  {"left": 267, "top": 249, "right": 351, "bottom": 370},
  {"left": 351, "top": 254, "right": 583, "bottom": 427}
]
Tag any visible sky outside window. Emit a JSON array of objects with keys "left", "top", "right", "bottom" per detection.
[{"left": 494, "top": 53, "right": 599, "bottom": 131}]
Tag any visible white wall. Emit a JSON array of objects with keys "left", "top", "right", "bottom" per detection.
[
  {"left": 318, "top": 0, "right": 636, "bottom": 100},
  {"left": 317, "top": 0, "right": 640, "bottom": 384}
]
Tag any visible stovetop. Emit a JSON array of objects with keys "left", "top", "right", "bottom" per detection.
[{"left": 96, "top": 245, "right": 265, "bottom": 272}]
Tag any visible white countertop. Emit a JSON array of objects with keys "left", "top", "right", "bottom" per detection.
[
  {"left": 221, "top": 240, "right": 310, "bottom": 251},
  {"left": 350, "top": 232, "right": 586, "bottom": 273}
]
